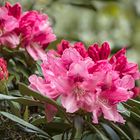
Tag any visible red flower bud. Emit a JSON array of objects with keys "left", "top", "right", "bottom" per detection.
[
  {"left": 88, "top": 43, "right": 100, "bottom": 62},
  {"left": 57, "top": 40, "right": 70, "bottom": 55},
  {"left": 0, "top": 58, "right": 8, "bottom": 80},
  {"left": 74, "top": 42, "right": 88, "bottom": 58}
]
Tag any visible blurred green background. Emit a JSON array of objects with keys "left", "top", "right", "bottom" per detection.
[{"left": 1, "top": 0, "right": 140, "bottom": 64}]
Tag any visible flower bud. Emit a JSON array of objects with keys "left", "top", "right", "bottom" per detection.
[
  {"left": 0, "top": 58, "right": 8, "bottom": 80},
  {"left": 74, "top": 42, "right": 88, "bottom": 58},
  {"left": 88, "top": 43, "right": 100, "bottom": 62},
  {"left": 100, "top": 42, "right": 110, "bottom": 59}
]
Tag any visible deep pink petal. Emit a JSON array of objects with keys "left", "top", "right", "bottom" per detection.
[
  {"left": 57, "top": 40, "right": 70, "bottom": 55},
  {"left": 100, "top": 42, "right": 110, "bottom": 59},
  {"left": 74, "top": 42, "right": 88, "bottom": 58},
  {"left": 88, "top": 43, "right": 100, "bottom": 62}
]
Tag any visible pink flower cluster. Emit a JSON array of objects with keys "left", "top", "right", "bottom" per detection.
[
  {"left": 0, "top": 2, "right": 56, "bottom": 60},
  {"left": 0, "top": 58, "right": 8, "bottom": 80},
  {"left": 29, "top": 40, "right": 140, "bottom": 123}
]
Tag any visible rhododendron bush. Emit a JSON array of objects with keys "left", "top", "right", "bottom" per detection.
[{"left": 0, "top": 2, "right": 140, "bottom": 140}]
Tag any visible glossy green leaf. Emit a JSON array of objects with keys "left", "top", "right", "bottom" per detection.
[
  {"left": 86, "top": 121, "right": 109, "bottom": 140},
  {"left": 0, "top": 94, "right": 43, "bottom": 106},
  {"left": 109, "top": 122, "right": 131, "bottom": 140},
  {"left": 101, "top": 123, "right": 120, "bottom": 140},
  {"left": 127, "top": 99, "right": 140, "bottom": 108}
]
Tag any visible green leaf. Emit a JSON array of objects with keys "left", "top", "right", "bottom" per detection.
[
  {"left": 86, "top": 121, "right": 109, "bottom": 140},
  {"left": 109, "top": 122, "right": 131, "bottom": 140},
  {"left": 131, "top": 111, "right": 140, "bottom": 122},
  {"left": 19, "top": 83, "right": 72, "bottom": 124},
  {"left": 32, "top": 117, "right": 71, "bottom": 136},
  {"left": 127, "top": 99, "right": 140, "bottom": 108},
  {"left": 31, "top": 117, "right": 47, "bottom": 126},
  {"left": 0, "top": 94, "right": 43, "bottom": 106},
  {"left": 9, "top": 101, "right": 21, "bottom": 117},
  {"left": 36, "top": 61, "right": 43, "bottom": 76},
  {"left": 0, "top": 111, "right": 52, "bottom": 139},
  {"left": 117, "top": 103, "right": 130, "bottom": 117},
  {"left": 101, "top": 123, "right": 120, "bottom": 140}
]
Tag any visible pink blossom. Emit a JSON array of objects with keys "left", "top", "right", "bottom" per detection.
[
  {"left": 19, "top": 11, "right": 56, "bottom": 60},
  {"left": 29, "top": 40, "right": 140, "bottom": 123},
  {"left": 0, "top": 2, "right": 56, "bottom": 60}
]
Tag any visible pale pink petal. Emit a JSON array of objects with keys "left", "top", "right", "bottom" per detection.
[
  {"left": 29, "top": 75, "right": 59, "bottom": 98},
  {"left": 92, "top": 108, "right": 100, "bottom": 124},
  {"left": 115, "top": 75, "right": 134, "bottom": 90},
  {"left": 0, "top": 33, "right": 19, "bottom": 48},
  {"left": 101, "top": 105, "right": 125, "bottom": 123},
  {"left": 61, "top": 94, "right": 79, "bottom": 113},
  {"left": 26, "top": 45, "right": 39, "bottom": 61},
  {"left": 62, "top": 48, "right": 83, "bottom": 65}
]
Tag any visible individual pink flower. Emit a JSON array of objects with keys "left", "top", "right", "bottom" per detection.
[
  {"left": 0, "top": 58, "right": 8, "bottom": 80},
  {"left": 19, "top": 11, "right": 56, "bottom": 60}
]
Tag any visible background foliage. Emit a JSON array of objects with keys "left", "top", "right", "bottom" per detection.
[{"left": 0, "top": 0, "right": 140, "bottom": 140}]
